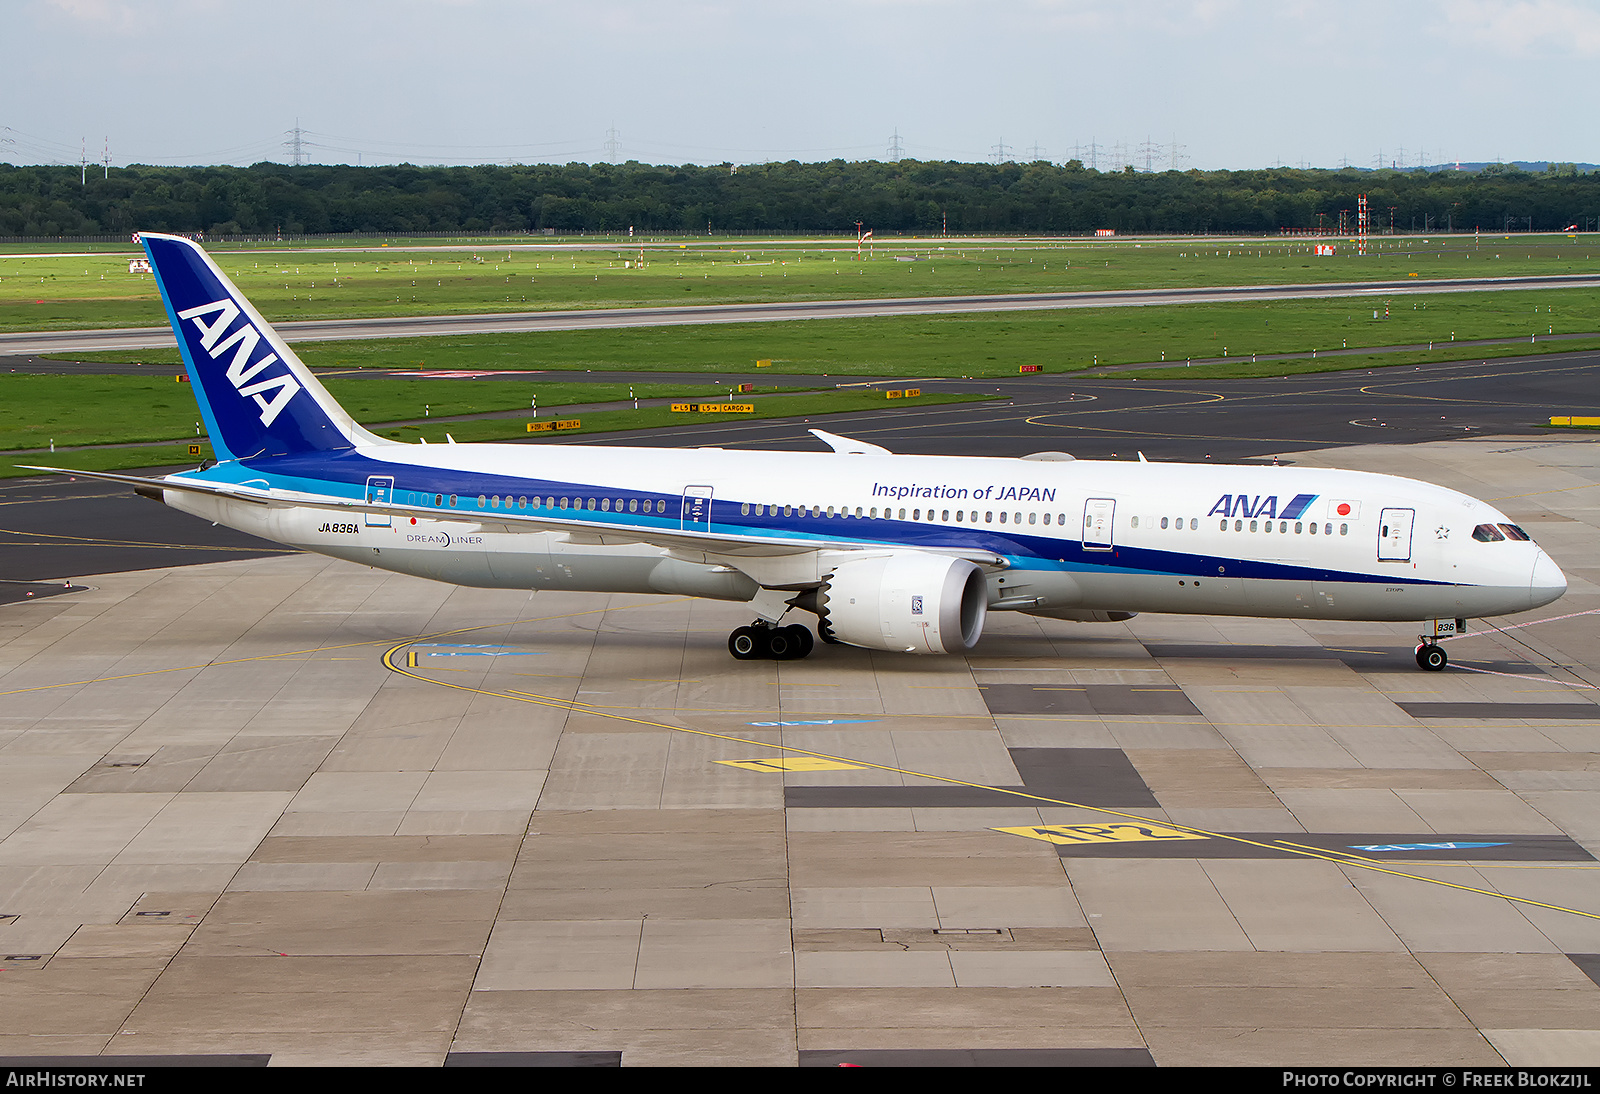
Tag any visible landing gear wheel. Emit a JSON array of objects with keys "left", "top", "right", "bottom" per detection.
[
  {"left": 764, "top": 626, "right": 797, "bottom": 660},
  {"left": 1415, "top": 642, "right": 1448, "bottom": 672},
  {"left": 729, "top": 626, "right": 761, "bottom": 660},
  {"left": 729, "top": 622, "right": 816, "bottom": 661},
  {"left": 786, "top": 624, "right": 815, "bottom": 659}
]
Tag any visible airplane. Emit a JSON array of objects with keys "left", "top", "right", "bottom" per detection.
[{"left": 26, "top": 233, "right": 1567, "bottom": 671}]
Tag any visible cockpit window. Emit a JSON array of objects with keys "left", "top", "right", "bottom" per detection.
[
  {"left": 1498, "top": 524, "right": 1531, "bottom": 541},
  {"left": 1472, "top": 524, "right": 1505, "bottom": 542}
]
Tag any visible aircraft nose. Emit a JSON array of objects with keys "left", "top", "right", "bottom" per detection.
[{"left": 1531, "top": 550, "right": 1567, "bottom": 608}]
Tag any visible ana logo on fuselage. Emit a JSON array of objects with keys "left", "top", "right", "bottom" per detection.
[
  {"left": 1207, "top": 493, "right": 1319, "bottom": 520},
  {"left": 175, "top": 298, "right": 302, "bottom": 427}
]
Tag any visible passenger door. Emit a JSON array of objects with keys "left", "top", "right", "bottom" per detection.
[
  {"left": 1083, "top": 498, "right": 1115, "bottom": 551},
  {"left": 681, "top": 485, "right": 714, "bottom": 532},
  {"left": 1378, "top": 507, "right": 1414, "bottom": 562},
  {"left": 364, "top": 475, "right": 394, "bottom": 528}
]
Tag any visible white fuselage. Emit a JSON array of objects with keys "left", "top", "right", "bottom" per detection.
[{"left": 165, "top": 443, "right": 1566, "bottom": 626}]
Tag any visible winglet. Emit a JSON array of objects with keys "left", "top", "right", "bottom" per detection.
[{"left": 809, "top": 429, "right": 891, "bottom": 455}]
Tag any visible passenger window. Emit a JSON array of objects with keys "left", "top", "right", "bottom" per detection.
[
  {"left": 1160, "top": 517, "right": 1168, "bottom": 529},
  {"left": 741, "top": 502, "right": 750, "bottom": 515},
  {"left": 1339, "top": 523, "right": 1348, "bottom": 535}
]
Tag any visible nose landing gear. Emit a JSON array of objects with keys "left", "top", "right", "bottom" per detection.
[
  {"left": 1415, "top": 641, "right": 1448, "bottom": 671},
  {"left": 729, "top": 622, "right": 816, "bottom": 661}
]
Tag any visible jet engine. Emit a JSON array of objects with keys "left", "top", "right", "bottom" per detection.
[{"left": 815, "top": 553, "right": 988, "bottom": 654}]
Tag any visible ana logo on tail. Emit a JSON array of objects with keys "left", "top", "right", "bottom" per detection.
[{"left": 176, "top": 298, "right": 302, "bottom": 427}]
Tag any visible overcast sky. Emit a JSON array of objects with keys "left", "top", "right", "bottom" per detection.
[{"left": 6, "top": 0, "right": 1596, "bottom": 171}]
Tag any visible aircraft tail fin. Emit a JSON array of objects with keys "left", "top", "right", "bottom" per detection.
[{"left": 140, "top": 232, "right": 390, "bottom": 461}]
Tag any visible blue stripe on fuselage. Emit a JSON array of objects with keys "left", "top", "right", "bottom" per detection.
[{"left": 176, "top": 453, "right": 1455, "bottom": 588}]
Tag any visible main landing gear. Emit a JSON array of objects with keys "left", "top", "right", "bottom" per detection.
[
  {"left": 729, "top": 622, "right": 815, "bottom": 661},
  {"left": 1415, "top": 640, "right": 1448, "bottom": 672}
]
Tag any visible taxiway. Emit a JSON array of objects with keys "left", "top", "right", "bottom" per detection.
[{"left": 1, "top": 353, "right": 1600, "bottom": 1065}]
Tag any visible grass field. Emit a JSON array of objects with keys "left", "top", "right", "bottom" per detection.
[
  {"left": 1082, "top": 334, "right": 1600, "bottom": 381},
  {"left": 371, "top": 390, "right": 988, "bottom": 445},
  {"left": 3, "top": 232, "right": 1596, "bottom": 332},
  {"left": 0, "top": 375, "right": 814, "bottom": 451},
  {"left": 0, "top": 388, "right": 988, "bottom": 478},
  {"left": 7, "top": 232, "right": 1597, "bottom": 480},
  {"left": 62, "top": 286, "right": 1600, "bottom": 378}
]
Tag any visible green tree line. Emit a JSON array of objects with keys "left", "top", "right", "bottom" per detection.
[{"left": 2, "top": 160, "right": 1596, "bottom": 237}]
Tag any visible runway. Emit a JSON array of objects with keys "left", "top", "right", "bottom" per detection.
[
  {"left": 2, "top": 354, "right": 1600, "bottom": 1064},
  {"left": 5, "top": 272, "right": 1599, "bottom": 355}
]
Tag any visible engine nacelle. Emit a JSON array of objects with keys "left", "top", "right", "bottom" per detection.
[{"left": 817, "top": 553, "right": 988, "bottom": 654}]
